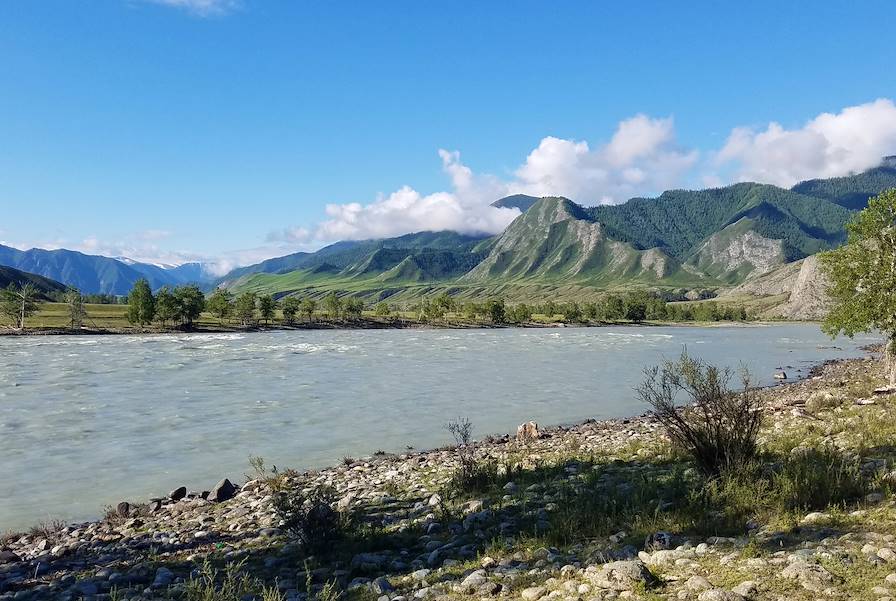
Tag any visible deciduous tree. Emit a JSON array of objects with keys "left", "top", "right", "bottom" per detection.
[
  {"left": 126, "top": 279, "right": 155, "bottom": 327},
  {"left": 821, "top": 188, "right": 896, "bottom": 388}
]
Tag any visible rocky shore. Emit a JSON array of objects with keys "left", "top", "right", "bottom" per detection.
[{"left": 3, "top": 353, "right": 896, "bottom": 601}]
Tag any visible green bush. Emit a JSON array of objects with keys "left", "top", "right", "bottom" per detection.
[{"left": 636, "top": 351, "right": 761, "bottom": 475}]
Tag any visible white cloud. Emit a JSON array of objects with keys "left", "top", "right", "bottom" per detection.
[
  {"left": 715, "top": 98, "right": 896, "bottom": 187},
  {"left": 512, "top": 115, "right": 699, "bottom": 204},
  {"left": 143, "top": 0, "right": 239, "bottom": 16},
  {"left": 289, "top": 114, "right": 698, "bottom": 243}
]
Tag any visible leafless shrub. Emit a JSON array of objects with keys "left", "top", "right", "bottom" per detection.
[
  {"left": 272, "top": 486, "right": 348, "bottom": 554},
  {"left": 636, "top": 350, "right": 761, "bottom": 475}
]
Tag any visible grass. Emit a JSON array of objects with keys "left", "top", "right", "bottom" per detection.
[{"left": 184, "top": 559, "right": 284, "bottom": 601}]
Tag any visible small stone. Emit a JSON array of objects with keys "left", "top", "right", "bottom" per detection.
[
  {"left": 461, "top": 570, "right": 487, "bottom": 588},
  {"left": 427, "top": 493, "right": 442, "bottom": 507},
  {"left": 731, "top": 581, "right": 758, "bottom": 598},
  {"left": 370, "top": 577, "right": 393, "bottom": 594},
  {"left": 116, "top": 501, "right": 131, "bottom": 517},
  {"left": 867, "top": 492, "right": 886, "bottom": 504},
  {"left": 521, "top": 586, "right": 547, "bottom": 601},
  {"left": 684, "top": 575, "right": 712, "bottom": 592},
  {"left": 0, "top": 550, "right": 21, "bottom": 564},
  {"left": 152, "top": 567, "right": 174, "bottom": 588},
  {"left": 697, "top": 590, "right": 744, "bottom": 601},
  {"left": 800, "top": 511, "right": 831, "bottom": 524},
  {"left": 879, "top": 548, "right": 896, "bottom": 562},
  {"left": 169, "top": 486, "right": 187, "bottom": 501}
]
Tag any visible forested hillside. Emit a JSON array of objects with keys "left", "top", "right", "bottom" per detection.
[{"left": 0, "top": 266, "right": 67, "bottom": 297}]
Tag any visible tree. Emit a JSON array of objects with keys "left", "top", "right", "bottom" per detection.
[
  {"left": 486, "top": 299, "right": 505, "bottom": 324},
  {"left": 174, "top": 285, "right": 205, "bottom": 328},
  {"left": 127, "top": 279, "right": 155, "bottom": 327},
  {"left": 623, "top": 292, "right": 648, "bottom": 322},
  {"left": 301, "top": 298, "right": 317, "bottom": 323},
  {"left": 281, "top": 296, "right": 301, "bottom": 324},
  {"left": 602, "top": 295, "right": 625, "bottom": 321},
  {"left": 235, "top": 292, "right": 258, "bottom": 326},
  {"left": 343, "top": 297, "right": 364, "bottom": 321},
  {"left": 323, "top": 292, "right": 343, "bottom": 320},
  {"left": 154, "top": 287, "right": 179, "bottom": 326},
  {"left": 64, "top": 287, "right": 87, "bottom": 329},
  {"left": 258, "top": 294, "right": 277, "bottom": 325},
  {"left": 821, "top": 188, "right": 896, "bottom": 388},
  {"left": 206, "top": 288, "right": 234, "bottom": 324},
  {"left": 0, "top": 283, "right": 40, "bottom": 330},
  {"left": 374, "top": 302, "right": 391, "bottom": 318}
]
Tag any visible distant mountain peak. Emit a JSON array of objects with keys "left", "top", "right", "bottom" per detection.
[{"left": 490, "top": 194, "right": 540, "bottom": 213}]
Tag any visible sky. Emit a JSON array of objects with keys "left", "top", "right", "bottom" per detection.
[{"left": 2, "top": 0, "right": 896, "bottom": 274}]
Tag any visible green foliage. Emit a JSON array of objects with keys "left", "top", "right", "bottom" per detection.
[
  {"left": 821, "top": 188, "right": 896, "bottom": 385},
  {"left": 174, "top": 285, "right": 205, "bottom": 327},
  {"left": 486, "top": 298, "right": 505, "bottom": 323},
  {"left": 280, "top": 296, "right": 301, "bottom": 323},
  {"left": 257, "top": 294, "right": 277, "bottom": 325},
  {"left": 793, "top": 164, "right": 896, "bottom": 210},
  {"left": 126, "top": 278, "right": 154, "bottom": 326},
  {"left": 234, "top": 291, "right": 257, "bottom": 326},
  {"left": 153, "top": 286, "right": 179, "bottom": 325},
  {"left": 323, "top": 291, "right": 342, "bottom": 320},
  {"left": 636, "top": 351, "right": 761, "bottom": 475},
  {"left": 343, "top": 297, "right": 364, "bottom": 320},
  {"left": 589, "top": 183, "right": 854, "bottom": 262},
  {"left": 373, "top": 301, "right": 391, "bottom": 317},
  {"left": 206, "top": 288, "right": 234, "bottom": 323},
  {"left": 184, "top": 559, "right": 283, "bottom": 601},
  {"left": 300, "top": 298, "right": 317, "bottom": 322}
]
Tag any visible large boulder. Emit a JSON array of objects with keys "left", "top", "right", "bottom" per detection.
[
  {"left": 209, "top": 478, "right": 236, "bottom": 503},
  {"left": 586, "top": 560, "right": 659, "bottom": 591}
]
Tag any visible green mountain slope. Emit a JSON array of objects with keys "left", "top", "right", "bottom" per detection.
[
  {"left": 791, "top": 161, "right": 896, "bottom": 210},
  {"left": 0, "top": 266, "right": 67, "bottom": 298}
]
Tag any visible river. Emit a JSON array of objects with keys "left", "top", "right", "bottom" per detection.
[{"left": 0, "top": 324, "right": 878, "bottom": 529}]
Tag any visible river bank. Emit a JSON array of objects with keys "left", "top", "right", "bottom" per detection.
[
  {"left": 0, "top": 317, "right": 798, "bottom": 337},
  {"left": 3, "top": 349, "right": 896, "bottom": 600}
]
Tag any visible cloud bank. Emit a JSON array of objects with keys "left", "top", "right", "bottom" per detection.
[{"left": 714, "top": 98, "right": 896, "bottom": 187}]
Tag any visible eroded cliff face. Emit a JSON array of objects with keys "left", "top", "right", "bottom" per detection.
[
  {"left": 770, "top": 255, "right": 832, "bottom": 320},
  {"left": 723, "top": 254, "right": 833, "bottom": 320},
  {"left": 689, "top": 219, "right": 786, "bottom": 280}
]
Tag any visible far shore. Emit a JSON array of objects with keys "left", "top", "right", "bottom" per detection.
[{"left": 0, "top": 317, "right": 808, "bottom": 337}]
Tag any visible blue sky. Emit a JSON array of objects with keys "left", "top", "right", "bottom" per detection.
[{"left": 2, "top": 0, "right": 895, "bottom": 273}]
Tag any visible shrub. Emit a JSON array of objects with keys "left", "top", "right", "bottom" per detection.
[
  {"left": 184, "top": 559, "right": 283, "bottom": 601},
  {"left": 636, "top": 351, "right": 761, "bottom": 475},
  {"left": 272, "top": 486, "right": 348, "bottom": 554}
]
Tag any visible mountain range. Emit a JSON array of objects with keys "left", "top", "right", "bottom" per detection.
[
  {"left": 216, "top": 160, "right": 896, "bottom": 301},
  {"left": 0, "top": 245, "right": 210, "bottom": 296},
  {"left": 3, "top": 158, "right": 895, "bottom": 300}
]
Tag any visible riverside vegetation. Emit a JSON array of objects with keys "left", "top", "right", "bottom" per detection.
[{"left": 0, "top": 281, "right": 750, "bottom": 334}]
